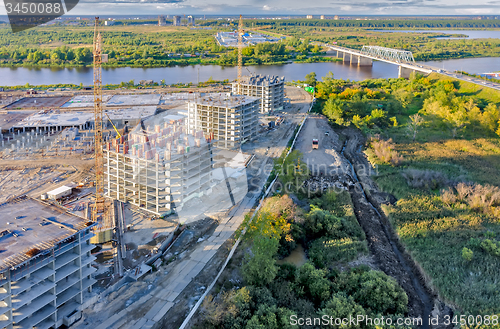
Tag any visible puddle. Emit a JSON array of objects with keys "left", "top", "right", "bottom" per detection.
[{"left": 277, "top": 244, "right": 307, "bottom": 267}]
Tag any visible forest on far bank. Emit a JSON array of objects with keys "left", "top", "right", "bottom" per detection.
[{"left": 1, "top": 18, "right": 500, "bottom": 68}]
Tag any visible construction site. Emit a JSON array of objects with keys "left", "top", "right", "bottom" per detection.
[
  {"left": 0, "top": 196, "right": 97, "bottom": 329},
  {"left": 0, "top": 16, "right": 313, "bottom": 329},
  {"left": 231, "top": 74, "right": 286, "bottom": 113}
]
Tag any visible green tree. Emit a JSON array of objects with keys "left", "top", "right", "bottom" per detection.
[
  {"left": 337, "top": 269, "right": 408, "bottom": 314},
  {"left": 324, "top": 97, "right": 345, "bottom": 125},
  {"left": 294, "top": 262, "right": 331, "bottom": 304},
  {"left": 319, "top": 292, "right": 367, "bottom": 326},
  {"left": 407, "top": 113, "right": 424, "bottom": 141},
  {"left": 462, "top": 247, "right": 473, "bottom": 261},
  {"left": 242, "top": 235, "right": 279, "bottom": 286},
  {"left": 276, "top": 150, "right": 309, "bottom": 192},
  {"left": 305, "top": 72, "right": 317, "bottom": 87}
]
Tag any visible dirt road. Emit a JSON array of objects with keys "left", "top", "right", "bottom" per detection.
[
  {"left": 295, "top": 113, "right": 352, "bottom": 178},
  {"left": 295, "top": 115, "right": 451, "bottom": 327}
]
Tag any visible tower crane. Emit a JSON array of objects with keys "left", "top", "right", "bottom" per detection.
[
  {"left": 236, "top": 15, "right": 272, "bottom": 94},
  {"left": 92, "top": 17, "right": 105, "bottom": 222}
]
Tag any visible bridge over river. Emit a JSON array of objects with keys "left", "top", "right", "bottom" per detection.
[{"left": 323, "top": 44, "right": 500, "bottom": 91}]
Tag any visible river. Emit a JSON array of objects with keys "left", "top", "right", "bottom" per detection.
[{"left": 1, "top": 56, "right": 499, "bottom": 87}]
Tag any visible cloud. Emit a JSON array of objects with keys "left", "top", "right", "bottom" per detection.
[
  {"left": 262, "top": 4, "right": 275, "bottom": 10},
  {"left": 330, "top": 0, "right": 500, "bottom": 10},
  {"left": 82, "top": 0, "right": 184, "bottom": 3}
]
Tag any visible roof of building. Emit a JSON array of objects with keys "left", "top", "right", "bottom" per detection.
[
  {"left": 107, "top": 94, "right": 161, "bottom": 106},
  {"left": 237, "top": 74, "right": 285, "bottom": 86},
  {"left": 46, "top": 186, "right": 72, "bottom": 197},
  {"left": 188, "top": 93, "right": 260, "bottom": 108},
  {"left": 0, "top": 196, "right": 92, "bottom": 272},
  {"left": 13, "top": 107, "right": 157, "bottom": 128}
]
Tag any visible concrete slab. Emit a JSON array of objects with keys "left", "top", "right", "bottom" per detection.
[
  {"left": 186, "top": 262, "right": 206, "bottom": 279},
  {"left": 166, "top": 291, "right": 179, "bottom": 302},
  {"left": 0, "top": 197, "right": 91, "bottom": 272},
  {"left": 107, "top": 94, "right": 161, "bottom": 106},
  {"left": 151, "top": 301, "right": 174, "bottom": 322},
  {"left": 144, "top": 299, "right": 165, "bottom": 320},
  {"left": 140, "top": 319, "right": 156, "bottom": 329}
]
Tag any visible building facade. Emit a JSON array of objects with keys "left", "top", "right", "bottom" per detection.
[
  {"left": 104, "top": 115, "right": 213, "bottom": 216},
  {"left": 232, "top": 75, "right": 285, "bottom": 113},
  {"left": 0, "top": 197, "right": 96, "bottom": 329},
  {"left": 186, "top": 94, "right": 260, "bottom": 149},
  {"left": 173, "top": 16, "right": 181, "bottom": 26}
]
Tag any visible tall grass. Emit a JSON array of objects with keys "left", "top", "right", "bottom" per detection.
[
  {"left": 370, "top": 137, "right": 404, "bottom": 166},
  {"left": 370, "top": 132, "right": 500, "bottom": 315}
]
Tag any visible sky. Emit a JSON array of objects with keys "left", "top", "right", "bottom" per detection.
[{"left": 1, "top": 0, "right": 499, "bottom": 16}]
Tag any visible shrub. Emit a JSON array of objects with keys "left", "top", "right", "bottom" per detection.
[
  {"left": 334, "top": 267, "right": 408, "bottom": 315},
  {"left": 440, "top": 187, "right": 457, "bottom": 206},
  {"left": 480, "top": 239, "right": 500, "bottom": 257},
  {"left": 309, "top": 237, "right": 367, "bottom": 267},
  {"left": 304, "top": 206, "right": 343, "bottom": 239},
  {"left": 443, "top": 182, "right": 500, "bottom": 215},
  {"left": 319, "top": 292, "right": 368, "bottom": 326},
  {"left": 462, "top": 247, "right": 473, "bottom": 261},
  {"left": 402, "top": 169, "right": 449, "bottom": 190},
  {"left": 370, "top": 137, "right": 403, "bottom": 166},
  {"left": 294, "top": 262, "right": 331, "bottom": 305},
  {"left": 456, "top": 182, "right": 474, "bottom": 202}
]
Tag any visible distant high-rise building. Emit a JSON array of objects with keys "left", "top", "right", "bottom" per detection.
[
  {"left": 187, "top": 15, "right": 195, "bottom": 25},
  {"left": 158, "top": 15, "right": 166, "bottom": 26},
  {"left": 334, "top": 15, "right": 339, "bottom": 20},
  {"left": 173, "top": 15, "right": 181, "bottom": 26},
  {"left": 306, "top": 15, "right": 313, "bottom": 19},
  {"left": 320, "top": 15, "right": 325, "bottom": 19}
]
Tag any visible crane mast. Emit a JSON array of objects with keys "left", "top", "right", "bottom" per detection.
[
  {"left": 237, "top": 15, "right": 243, "bottom": 94},
  {"left": 92, "top": 17, "right": 105, "bottom": 221}
]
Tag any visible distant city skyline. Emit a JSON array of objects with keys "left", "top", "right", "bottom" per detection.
[{"left": 1, "top": 0, "right": 499, "bottom": 17}]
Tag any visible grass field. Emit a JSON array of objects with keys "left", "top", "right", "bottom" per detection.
[{"left": 368, "top": 126, "right": 500, "bottom": 314}]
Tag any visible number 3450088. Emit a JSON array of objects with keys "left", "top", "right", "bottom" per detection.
[{"left": 5, "top": 2, "right": 62, "bottom": 14}]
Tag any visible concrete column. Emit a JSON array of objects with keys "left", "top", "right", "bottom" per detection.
[
  {"left": 350, "top": 54, "right": 358, "bottom": 65},
  {"left": 358, "top": 56, "right": 373, "bottom": 66},
  {"left": 398, "top": 66, "right": 415, "bottom": 79},
  {"left": 342, "top": 52, "right": 350, "bottom": 63}
]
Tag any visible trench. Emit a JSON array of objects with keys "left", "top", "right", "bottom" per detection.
[{"left": 339, "top": 135, "right": 434, "bottom": 328}]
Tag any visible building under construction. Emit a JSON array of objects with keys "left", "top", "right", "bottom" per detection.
[
  {"left": 186, "top": 93, "right": 260, "bottom": 149},
  {"left": 0, "top": 196, "right": 97, "bottom": 329},
  {"left": 232, "top": 74, "right": 285, "bottom": 113},
  {"left": 104, "top": 115, "right": 213, "bottom": 216}
]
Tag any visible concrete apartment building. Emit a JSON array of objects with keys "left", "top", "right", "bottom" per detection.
[
  {"left": 186, "top": 94, "right": 260, "bottom": 149},
  {"left": 187, "top": 15, "right": 195, "bottom": 25},
  {"left": 232, "top": 75, "right": 285, "bottom": 113},
  {"left": 172, "top": 16, "right": 181, "bottom": 26},
  {"left": 104, "top": 115, "right": 213, "bottom": 216},
  {"left": 0, "top": 196, "right": 96, "bottom": 329}
]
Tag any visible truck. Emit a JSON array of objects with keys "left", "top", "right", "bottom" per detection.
[{"left": 312, "top": 139, "right": 319, "bottom": 149}]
